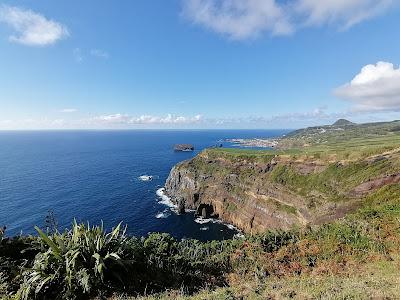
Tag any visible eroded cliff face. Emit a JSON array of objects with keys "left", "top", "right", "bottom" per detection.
[
  {"left": 165, "top": 149, "right": 400, "bottom": 234},
  {"left": 165, "top": 151, "right": 310, "bottom": 233}
]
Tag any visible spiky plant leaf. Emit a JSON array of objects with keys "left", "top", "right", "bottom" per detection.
[{"left": 34, "top": 226, "right": 62, "bottom": 261}]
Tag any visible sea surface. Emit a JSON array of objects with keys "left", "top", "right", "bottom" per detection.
[{"left": 0, "top": 130, "right": 289, "bottom": 241}]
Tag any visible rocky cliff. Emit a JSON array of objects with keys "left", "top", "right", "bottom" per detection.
[{"left": 165, "top": 146, "right": 400, "bottom": 234}]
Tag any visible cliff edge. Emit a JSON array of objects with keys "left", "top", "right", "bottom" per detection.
[{"left": 165, "top": 121, "right": 400, "bottom": 233}]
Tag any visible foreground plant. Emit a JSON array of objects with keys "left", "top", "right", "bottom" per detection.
[{"left": 17, "top": 220, "right": 129, "bottom": 300}]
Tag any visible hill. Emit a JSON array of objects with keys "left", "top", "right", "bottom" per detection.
[
  {"left": 282, "top": 119, "right": 400, "bottom": 149},
  {"left": 332, "top": 118, "right": 355, "bottom": 126}
]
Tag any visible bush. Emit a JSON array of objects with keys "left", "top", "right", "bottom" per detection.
[
  {"left": 0, "top": 226, "right": 5, "bottom": 243},
  {"left": 17, "top": 221, "right": 130, "bottom": 300}
]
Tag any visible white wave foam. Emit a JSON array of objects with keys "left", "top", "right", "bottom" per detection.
[
  {"left": 155, "top": 189, "right": 243, "bottom": 237},
  {"left": 226, "top": 224, "right": 236, "bottom": 230},
  {"left": 138, "top": 175, "right": 153, "bottom": 181},
  {"left": 194, "top": 217, "right": 215, "bottom": 224},
  {"left": 155, "top": 209, "right": 171, "bottom": 219},
  {"left": 195, "top": 216, "right": 243, "bottom": 235},
  {"left": 234, "top": 233, "right": 245, "bottom": 239},
  {"left": 156, "top": 188, "right": 177, "bottom": 209}
]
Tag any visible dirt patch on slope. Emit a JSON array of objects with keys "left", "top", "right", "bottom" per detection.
[{"left": 349, "top": 173, "right": 400, "bottom": 197}]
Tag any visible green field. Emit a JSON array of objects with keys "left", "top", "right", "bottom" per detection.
[{"left": 210, "top": 121, "right": 400, "bottom": 163}]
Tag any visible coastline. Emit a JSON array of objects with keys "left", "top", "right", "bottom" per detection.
[{"left": 156, "top": 188, "right": 243, "bottom": 238}]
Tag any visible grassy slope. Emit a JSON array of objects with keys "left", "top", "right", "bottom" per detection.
[
  {"left": 133, "top": 121, "right": 400, "bottom": 300},
  {"left": 119, "top": 185, "right": 400, "bottom": 300},
  {"left": 202, "top": 124, "right": 400, "bottom": 204}
]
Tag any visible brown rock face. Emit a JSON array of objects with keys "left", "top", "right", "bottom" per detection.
[
  {"left": 164, "top": 153, "right": 309, "bottom": 234},
  {"left": 349, "top": 173, "right": 400, "bottom": 197},
  {"left": 164, "top": 149, "right": 400, "bottom": 234}
]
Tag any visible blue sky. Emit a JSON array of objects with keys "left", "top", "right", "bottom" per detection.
[{"left": 1, "top": 0, "right": 400, "bottom": 129}]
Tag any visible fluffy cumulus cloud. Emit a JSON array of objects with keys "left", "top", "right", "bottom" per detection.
[
  {"left": 335, "top": 62, "right": 400, "bottom": 111},
  {"left": 0, "top": 5, "right": 69, "bottom": 46},
  {"left": 182, "top": 0, "right": 396, "bottom": 40}
]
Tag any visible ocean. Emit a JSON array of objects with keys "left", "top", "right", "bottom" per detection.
[{"left": 0, "top": 130, "right": 289, "bottom": 241}]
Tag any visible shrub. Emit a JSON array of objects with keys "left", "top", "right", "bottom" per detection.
[
  {"left": 17, "top": 221, "right": 130, "bottom": 300},
  {"left": 0, "top": 226, "right": 5, "bottom": 243}
]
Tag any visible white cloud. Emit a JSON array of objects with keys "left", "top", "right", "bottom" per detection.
[
  {"left": 207, "top": 107, "right": 346, "bottom": 126},
  {"left": 0, "top": 5, "right": 69, "bottom": 46},
  {"left": 90, "top": 49, "right": 109, "bottom": 59},
  {"left": 0, "top": 114, "right": 204, "bottom": 129},
  {"left": 2, "top": 109, "right": 399, "bottom": 130},
  {"left": 59, "top": 108, "right": 78, "bottom": 113},
  {"left": 335, "top": 61, "right": 400, "bottom": 111},
  {"left": 182, "top": 0, "right": 293, "bottom": 40},
  {"left": 182, "top": 0, "right": 396, "bottom": 40},
  {"left": 295, "top": 0, "right": 394, "bottom": 29},
  {"left": 91, "top": 114, "right": 204, "bottom": 125}
]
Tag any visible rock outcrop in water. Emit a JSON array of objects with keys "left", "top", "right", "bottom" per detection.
[{"left": 174, "top": 144, "right": 194, "bottom": 151}]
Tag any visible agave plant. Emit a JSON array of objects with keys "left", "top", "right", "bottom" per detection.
[{"left": 17, "top": 220, "right": 129, "bottom": 300}]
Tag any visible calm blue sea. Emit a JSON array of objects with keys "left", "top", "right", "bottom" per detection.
[{"left": 0, "top": 130, "right": 289, "bottom": 241}]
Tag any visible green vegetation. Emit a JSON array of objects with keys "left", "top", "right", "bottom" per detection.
[
  {"left": 1, "top": 184, "right": 400, "bottom": 299},
  {"left": 273, "top": 200, "right": 298, "bottom": 215},
  {"left": 203, "top": 148, "right": 276, "bottom": 164},
  {"left": 332, "top": 119, "right": 355, "bottom": 126},
  {"left": 224, "top": 202, "right": 238, "bottom": 213},
  {"left": 269, "top": 158, "right": 394, "bottom": 201},
  {"left": 17, "top": 221, "right": 129, "bottom": 299},
  {"left": 212, "top": 132, "right": 400, "bottom": 162},
  {"left": 281, "top": 119, "right": 400, "bottom": 158}
]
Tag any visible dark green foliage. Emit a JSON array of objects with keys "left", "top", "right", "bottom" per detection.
[
  {"left": 1, "top": 224, "right": 235, "bottom": 299},
  {"left": 140, "top": 234, "right": 234, "bottom": 291},
  {"left": 17, "top": 221, "right": 130, "bottom": 300},
  {"left": 257, "top": 230, "right": 299, "bottom": 253},
  {"left": 0, "top": 226, "right": 5, "bottom": 242},
  {"left": 0, "top": 235, "right": 38, "bottom": 298}
]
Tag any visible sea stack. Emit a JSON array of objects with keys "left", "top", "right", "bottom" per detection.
[{"left": 174, "top": 144, "right": 194, "bottom": 152}]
